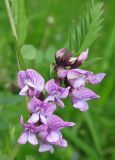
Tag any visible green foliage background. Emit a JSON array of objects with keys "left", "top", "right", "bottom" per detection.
[{"left": 0, "top": 0, "right": 115, "bottom": 160}]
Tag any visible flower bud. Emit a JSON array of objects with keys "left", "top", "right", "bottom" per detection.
[{"left": 77, "top": 49, "right": 89, "bottom": 64}]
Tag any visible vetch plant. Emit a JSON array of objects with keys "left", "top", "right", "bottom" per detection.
[
  {"left": 17, "top": 48, "right": 105, "bottom": 153},
  {"left": 4, "top": 0, "right": 106, "bottom": 154}
]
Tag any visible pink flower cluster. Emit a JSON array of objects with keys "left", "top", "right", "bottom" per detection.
[{"left": 17, "top": 48, "right": 105, "bottom": 153}]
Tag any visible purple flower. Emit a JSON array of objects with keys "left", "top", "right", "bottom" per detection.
[
  {"left": 71, "top": 87, "right": 99, "bottom": 111},
  {"left": 18, "top": 116, "right": 40, "bottom": 145},
  {"left": 45, "top": 79, "right": 70, "bottom": 108},
  {"left": 67, "top": 69, "right": 106, "bottom": 88},
  {"left": 18, "top": 69, "right": 45, "bottom": 97},
  {"left": 58, "top": 68, "right": 105, "bottom": 88},
  {"left": 38, "top": 114, "right": 75, "bottom": 153},
  {"left": 67, "top": 69, "right": 91, "bottom": 88},
  {"left": 27, "top": 97, "right": 56, "bottom": 124}
]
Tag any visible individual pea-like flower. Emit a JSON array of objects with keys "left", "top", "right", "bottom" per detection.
[
  {"left": 18, "top": 115, "right": 41, "bottom": 145},
  {"left": 58, "top": 68, "right": 106, "bottom": 88},
  {"left": 38, "top": 114, "right": 75, "bottom": 153},
  {"left": 18, "top": 69, "right": 45, "bottom": 97},
  {"left": 67, "top": 69, "right": 106, "bottom": 88},
  {"left": 27, "top": 96, "right": 56, "bottom": 124},
  {"left": 71, "top": 87, "right": 99, "bottom": 111},
  {"left": 45, "top": 79, "right": 70, "bottom": 108}
]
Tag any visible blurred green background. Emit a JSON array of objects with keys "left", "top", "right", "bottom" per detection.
[{"left": 0, "top": 0, "right": 115, "bottom": 160}]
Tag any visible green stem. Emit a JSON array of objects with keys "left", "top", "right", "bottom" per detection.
[
  {"left": 4, "top": 0, "right": 26, "bottom": 70},
  {"left": 4, "top": 0, "right": 18, "bottom": 41}
]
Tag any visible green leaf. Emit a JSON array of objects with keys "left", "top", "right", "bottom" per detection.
[
  {"left": 12, "top": 0, "right": 27, "bottom": 47},
  {"left": 69, "top": 1, "right": 104, "bottom": 54},
  {"left": 21, "top": 44, "right": 37, "bottom": 60}
]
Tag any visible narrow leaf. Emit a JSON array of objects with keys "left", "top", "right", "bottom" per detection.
[
  {"left": 13, "top": 0, "right": 27, "bottom": 47},
  {"left": 4, "top": 0, "right": 26, "bottom": 70}
]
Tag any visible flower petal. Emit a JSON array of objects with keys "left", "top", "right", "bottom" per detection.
[
  {"left": 67, "top": 69, "right": 91, "bottom": 80},
  {"left": 45, "top": 79, "right": 56, "bottom": 94},
  {"left": 37, "top": 125, "right": 48, "bottom": 133},
  {"left": 60, "top": 87, "right": 70, "bottom": 98},
  {"left": 18, "top": 71, "right": 26, "bottom": 88},
  {"left": 57, "top": 68, "right": 68, "bottom": 79},
  {"left": 69, "top": 77, "right": 85, "bottom": 88},
  {"left": 40, "top": 114, "right": 47, "bottom": 124},
  {"left": 43, "top": 102, "right": 56, "bottom": 116},
  {"left": 55, "top": 97, "right": 64, "bottom": 108},
  {"left": 26, "top": 69, "right": 45, "bottom": 92},
  {"left": 77, "top": 49, "right": 89, "bottom": 63},
  {"left": 18, "top": 132, "right": 28, "bottom": 144},
  {"left": 45, "top": 79, "right": 69, "bottom": 100},
  {"left": 47, "top": 131, "right": 60, "bottom": 142},
  {"left": 55, "top": 48, "right": 66, "bottom": 59},
  {"left": 39, "top": 131, "right": 48, "bottom": 140},
  {"left": 26, "top": 81, "right": 36, "bottom": 88},
  {"left": 27, "top": 112, "right": 40, "bottom": 123},
  {"left": 71, "top": 87, "right": 100, "bottom": 101},
  {"left": 39, "top": 143, "right": 54, "bottom": 153},
  {"left": 44, "top": 95, "right": 55, "bottom": 102},
  {"left": 20, "top": 115, "right": 26, "bottom": 128},
  {"left": 73, "top": 99, "right": 89, "bottom": 112},
  {"left": 87, "top": 73, "right": 106, "bottom": 84},
  {"left": 60, "top": 139, "right": 68, "bottom": 147},
  {"left": 67, "top": 69, "right": 81, "bottom": 80},
  {"left": 28, "top": 97, "right": 42, "bottom": 112},
  {"left": 47, "top": 114, "right": 75, "bottom": 130},
  {"left": 55, "top": 138, "right": 68, "bottom": 147},
  {"left": 19, "top": 85, "right": 28, "bottom": 96},
  {"left": 28, "top": 133, "right": 38, "bottom": 145}
]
